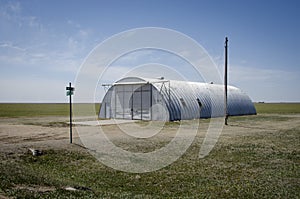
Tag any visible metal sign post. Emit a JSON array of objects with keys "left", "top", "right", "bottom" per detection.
[{"left": 66, "top": 82, "right": 74, "bottom": 143}]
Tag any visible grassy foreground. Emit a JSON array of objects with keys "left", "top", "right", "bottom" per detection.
[
  {"left": 0, "top": 103, "right": 299, "bottom": 198},
  {"left": 1, "top": 130, "right": 298, "bottom": 198},
  {"left": 1, "top": 122, "right": 299, "bottom": 198}
]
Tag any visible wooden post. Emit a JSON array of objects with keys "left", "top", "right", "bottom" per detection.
[
  {"left": 69, "top": 82, "right": 72, "bottom": 143},
  {"left": 224, "top": 37, "right": 229, "bottom": 125}
]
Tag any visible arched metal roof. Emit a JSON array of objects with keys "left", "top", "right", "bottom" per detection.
[{"left": 99, "top": 77, "right": 256, "bottom": 121}]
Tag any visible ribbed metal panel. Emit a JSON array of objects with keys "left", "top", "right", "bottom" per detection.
[{"left": 99, "top": 77, "right": 256, "bottom": 121}]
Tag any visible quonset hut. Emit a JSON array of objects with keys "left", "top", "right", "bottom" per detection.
[{"left": 99, "top": 77, "right": 256, "bottom": 121}]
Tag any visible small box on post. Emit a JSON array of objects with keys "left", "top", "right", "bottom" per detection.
[{"left": 66, "top": 82, "right": 74, "bottom": 143}]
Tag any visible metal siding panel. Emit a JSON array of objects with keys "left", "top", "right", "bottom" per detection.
[
  {"left": 99, "top": 77, "right": 256, "bottom": 120},
  {"left": 99, "top": 87, "right": 113, "bottom": 119},
  {"left": 151, "top": 86, "right": 169, "bottom": 121}
]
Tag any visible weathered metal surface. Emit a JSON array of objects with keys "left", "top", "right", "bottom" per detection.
[{"left": 99, "top": 77, "right": 256, "bottom": 121}]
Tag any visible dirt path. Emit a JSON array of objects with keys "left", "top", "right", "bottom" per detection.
[{"left": 0, "top": 114, "right": 299, "bottom": 155}]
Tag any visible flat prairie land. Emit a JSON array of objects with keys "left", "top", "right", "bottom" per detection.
[
  {"left": 0, "top": 103, "right": 299, "bottom": 198},
  {"left": 0, "top": 103, "right": 100, "bottom": 117},
  {"left": 255, "top": 102, "right": 300, "bottom": 114}
]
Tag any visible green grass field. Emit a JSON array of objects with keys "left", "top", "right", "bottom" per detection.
[
  {"left": 0, "top": 102, "right": 299, "bottom": 117},
  {"left": 1, "top": 128, "right": 298, "bottom": 198},
  {"left": 254, "top": 103, "right": 300, "bottom": 114},
  {"left": 0, "top": 103, "right": 100, "bottom": 117},
  {"left": 0, "top": 103, "right": 299, "bottom": 198}
]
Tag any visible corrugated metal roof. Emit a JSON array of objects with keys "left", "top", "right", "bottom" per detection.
[{"left": 99, "top": 77, "right": 256, "bottom": 121}]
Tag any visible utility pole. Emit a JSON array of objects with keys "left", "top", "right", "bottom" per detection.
[
  {"left": 224, "top": 37, "right": 229, "bottom": 125},
  {"left": 66, "top": 82, "right": 75, "bottom": 143}
]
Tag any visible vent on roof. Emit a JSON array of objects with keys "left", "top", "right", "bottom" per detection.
[{"left": 180, "top": 98, "right": 186, "bottom": 106}]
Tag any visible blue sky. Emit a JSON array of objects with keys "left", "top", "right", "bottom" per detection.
[{"left": 0, "top": 0, "right": 299, "bottom": 102}]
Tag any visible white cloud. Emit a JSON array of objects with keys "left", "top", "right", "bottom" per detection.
[
  {"left": 229, "top": 65, "right": 296, "bottom": 83},
  {"left": 0, "top": 1, "right": 21, "bottom": 19},
  {"left": 0, "top": 41, "right": 26, "bottom": 51},
  {"left": 0, "top": 1, "right": 43, "bottom": 30},
  {"left": 0, "top": 76, "right": 68, "bottom": 103},
  {"left": 6, "top": 1, "right": 21, "bottom": 13},
  {"left": 67, "top": 19, "right": 81, "bottom": 29},
  {"left": 0, "top": 1, "right": 93, "bottom": 75},
  {"left": 228, "top": 65, "right": 300, "bottom": 102}
]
